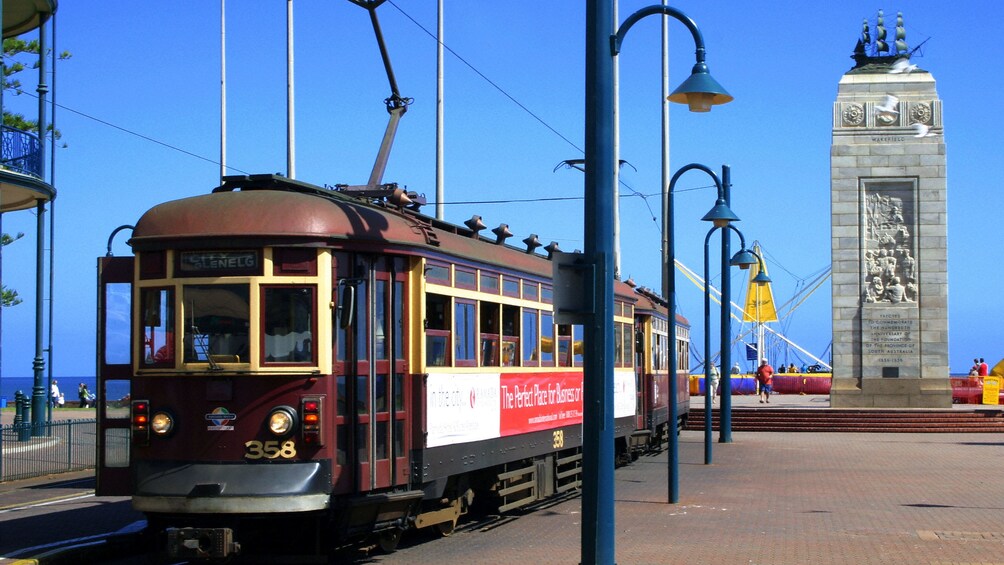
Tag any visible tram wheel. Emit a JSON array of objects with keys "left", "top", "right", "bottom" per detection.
[{"left": 378, "top": 529, "right": 402, "bottom": 553}]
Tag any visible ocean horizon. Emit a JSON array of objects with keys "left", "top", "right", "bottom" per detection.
[{"left": 1, "top": 376, "right": 129, "bottom": 405}]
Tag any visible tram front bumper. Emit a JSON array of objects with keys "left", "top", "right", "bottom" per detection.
[{"left": 133, "top": 460, "right": 332, "bottom": 514}]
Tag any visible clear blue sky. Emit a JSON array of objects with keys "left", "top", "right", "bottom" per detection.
[{"left": 1, "top": 0, "right": 1001, "bottom": 379}]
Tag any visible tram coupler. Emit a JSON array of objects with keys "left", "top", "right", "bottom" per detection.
[{"left": 166, "top": 527, "right": 241, "bottom": 560}]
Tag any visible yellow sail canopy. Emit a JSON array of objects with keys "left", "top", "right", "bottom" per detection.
[{"left": 742, "top": 246, "right": 778, "bottom": 323}]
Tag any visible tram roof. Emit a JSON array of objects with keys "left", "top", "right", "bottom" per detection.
[{"left": 131, "top": 185, "right": 638, "bottom": 302}]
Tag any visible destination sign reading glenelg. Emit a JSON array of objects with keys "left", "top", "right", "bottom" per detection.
[{"left": 180, "top": 251, "right": 258, "bottom": 272}]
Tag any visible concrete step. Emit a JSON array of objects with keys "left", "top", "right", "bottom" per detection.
[{"left": 685, "top": 407, "right": 1004, "bottom": 433}]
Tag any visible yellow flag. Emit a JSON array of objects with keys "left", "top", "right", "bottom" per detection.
[{"left": 743, "top": 247, "right": 778, "bottom": 323}]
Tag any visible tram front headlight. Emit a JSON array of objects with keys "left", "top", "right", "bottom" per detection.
[
  {"left": 151, "top": 412, "right": 174, "bottom": 435},
  {"left": 268, "top": 407, "right": 297, "bottom": 436}
]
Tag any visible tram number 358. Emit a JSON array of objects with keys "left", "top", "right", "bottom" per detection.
[
  {"left": 245, "top": 440, "right": 297, "bottom": 460},
  {"left": 552, "top": 430, "right": 564, "bottom": 449}
]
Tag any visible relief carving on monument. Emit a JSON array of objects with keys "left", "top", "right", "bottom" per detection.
[
  {"left": 842, "top": 103, "right": 865, "bottom": 127},
  {"left": 863, "top": 190, "right": 916, "bottom": 304}
]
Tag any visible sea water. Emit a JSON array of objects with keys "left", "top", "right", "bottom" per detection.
[{"left": 0, "top": 376, "right": 130, "bottom": 406}]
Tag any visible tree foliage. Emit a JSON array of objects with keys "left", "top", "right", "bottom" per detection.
[
  {"left": 1, "top": 232, "right": 25, "bottom": 307},
  {"left": 2, "top": 37, "right": 71, "bottom": 138}
]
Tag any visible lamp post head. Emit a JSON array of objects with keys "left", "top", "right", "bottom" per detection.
[
  {"left": 668, "top": 62, "right": 733, "bottom": 112},
  {"left": 752, "top": 270, "right": 772, "bottom": 285},
  {"left": 730, "top": 248, "right": 757, "bottom": 270},
  {"left": 701, "top": 200, "right": 739, "bottom": 227}
]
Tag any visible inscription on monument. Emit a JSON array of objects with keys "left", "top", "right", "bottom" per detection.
[{"left": 862, "top": 312, "right": 918, "bottom": 363}]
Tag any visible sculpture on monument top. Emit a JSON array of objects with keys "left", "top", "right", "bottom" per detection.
[{"left": 851, "top": 9, "right": 927, "bottom": 72}]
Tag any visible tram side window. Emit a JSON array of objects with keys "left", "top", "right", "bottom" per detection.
[
  {"left": 183, "top": 284, "right": 250, "bottom": 364},
  {"left": 614, "top": 325, "right": 630, "bottom": 369},
  {"left": 573, "top": 325, "right": 585, "bottom": 366},
  {"left": 614, "top": 322, "right": 623, "bottom": 367},
  {"left": 557, "top": 324, "right": 572, "bottom": 367},
  {"left": 426, "top": 293, "right": 450, "bottom": 366},
  {"left": 540, "top": 312, "right": 554, "bottom": 366},
  {"left": 263, "top": 286, "right": 315, "bottom": 364},
  {"left": 481, "top": 302, "right": 500, "bottom": 366},
  {"left": 455, "top": 300, "right": 476, "bottom": 367},
  {"left": 653, "top": 332, "right": 666, "bottom": 371},
  {"left": 501, "top": 305, "right": 520, "bottom": 367},
  {"left": 140, "top": 288, "right": 175, "bottom": 366},
  {"left": 523, "top": 309, "right": 538, "bottom": 366}
]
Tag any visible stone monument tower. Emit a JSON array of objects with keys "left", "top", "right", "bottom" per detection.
[{"left": 830, "top": 11, "right": 950, "bottom": 408}]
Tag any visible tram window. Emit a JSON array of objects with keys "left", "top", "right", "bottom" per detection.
[
  {"left": 337, "top": 376, "right": 347, "bottom": 416},
  {"left": 455, "top": 268, "right": 476, "bottom": 290},
  {"left": 356, "top": 375, "right": 368, "bottom": 413},
  {"left": 354, "top": 278, "right": 368, "bottom": 363},
  {"left": 336, "top": 425, "right": 347, "bottom": 466},
  {"left": 523, "top": 281, "right": 539, "bottom": 302},
  {"left": 573, "top": 325, "right": 585, "bottom": 366},
  {"left": 523, "top": 309, "right": 539, "bottom": 366},
  {"left": 425, "top": 262, "right": 450, "bottom": 285},
  {"left": 614, "top": 323, "right": 623, "bottom": 366},
  {"left": 481, "top": 303, "right": 500, "bottom": 366},
  {"left": 557, "top": 325, "right": 572, "bottom": 367},
  {"left": 394, "top": 281, "right": 404, "bottom": 361},
  {"left": 621, "top": 322, "right": 634, "bottom": 368},
  {"left": 502, "top": 277, "right": 520, "bottom": 298},
  {"left": 653, "top": 333, "right": 665, "bottom": 371},
  {"left": 540, "top": 312, "right": 555, "bottom": 365},
  {"left": 541, "top": 285, "right": 553, "bottom": 304},
  {"left": 263, "top": 286, "right": 315, "bottom": 364},
  {"left": 103, "top": 428, "right": 130, "bottom": 467},
  {"left": 426, "top": 294, "right": 450, "bottom": 366},
  {"left": 103, "top": 379, "right": 131, "bottom": 420},
  {"left": 394, "top": 419, "right": 404, "bottom": 458},
  {"left": 376, "top": 421, "right": 388, "bottom": 459},
  {"left": 104, "top": 282, "right": 131, "bottom": 366},
  {"left": 375, "top": 374, "right": 387, "bottom": 412},
  {"left": 394, "top": 373, "right": 404, "bottom": 411},
  {"left": 356, "top": 423, "right": 369, "bottom": 462},
  {"left": 183, "top": 284, "right": 249, "bottom": 364},
  {"left": 480, "top": 272, "right": 500, "bottom": 294},
  {"left": 455, "top": 300, "right": 477, "bottom": 367},
  {"left": 140, "top": 287, "right": 175, "bottom": 366},
  {"left": 374, "top": 280, "right": 388, "bottom": 360},
  {"left": 501, "top": 305, "right": 520, "bottom": 367}
]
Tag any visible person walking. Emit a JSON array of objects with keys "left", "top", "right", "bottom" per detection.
[
  {"left": 78, "top": 383, "right": 95, "bottom": 408},
  {"left": 756, "top": 360, "right": 774, "bottom": 403},
  {"left": 50, "top": 380, "right": 61, "bottom": 409},
  {"left": 708, "top": 362, "right": 721, "bottom": 403}
]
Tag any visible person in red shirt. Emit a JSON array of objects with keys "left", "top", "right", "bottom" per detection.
[
  {"left": 978, "top": 358, "right": 989, "bottom": 377},
  {"left": 756, "top": 359, "right": 774, "bottom": 403}
]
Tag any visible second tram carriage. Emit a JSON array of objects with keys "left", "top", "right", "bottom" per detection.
[{"left": 95, "top": 174, "right": 689, "bottom": 559}]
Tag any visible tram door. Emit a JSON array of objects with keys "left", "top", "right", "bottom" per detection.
[
  {"left": 635, "top": 321, "right": 647, "bottom": 431},
  {"left": 335, "top": 254, "right": 410, "bottom": 493},
  {"left": 95, "top": 256, "right": 134, "bottom": 496}
]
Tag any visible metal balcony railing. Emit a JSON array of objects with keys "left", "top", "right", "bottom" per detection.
[{"left": 0, "top": 125, "right": 43, "bottom": 179}]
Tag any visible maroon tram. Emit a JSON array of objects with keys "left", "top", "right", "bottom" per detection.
[{"left": 95, "top": 174, "right": 690, "bottom": 560}]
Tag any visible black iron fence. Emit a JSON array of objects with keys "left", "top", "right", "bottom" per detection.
[{"left": 1, "top": 419, "right": 96, "bottom": 482}]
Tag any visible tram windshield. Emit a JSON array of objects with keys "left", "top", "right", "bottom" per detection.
[{"left": 183, "top": 284, "right": 250, "bottom": 363}]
